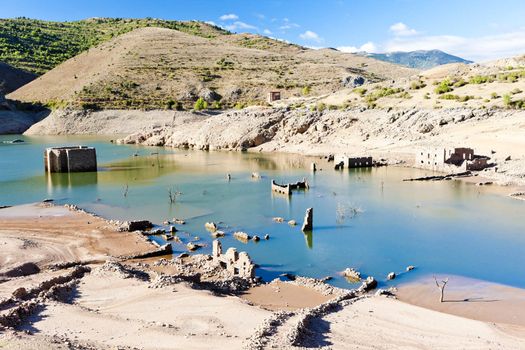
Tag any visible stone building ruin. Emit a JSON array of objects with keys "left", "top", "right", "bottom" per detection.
[
  {"left": 212, "top": 240, "right": 255, "bottom": 279},
  {"left": 415, "top": 147, "right": 490, "bottom": 173},
  {"left": 267, "top": 91, "right": 281, "bottom": 103},
  {"left": 44, "top": 146, "right": 97, "bottom": 173},
  {"left": 334, "top": 155, "right": 373, "bottom": 169}
]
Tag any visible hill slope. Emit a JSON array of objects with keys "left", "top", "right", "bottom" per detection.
[
  {"left": 0, "top": 17, "right": 229, "bottom": 75},
  {"left": 0, "top": 61, "right": 36, "bottom": 94},
  {"left": 9, "top": 27, "right": 416, "bottom": 110},
  {"left": 362, "top": 50, "right": 472, "bottom": 69}
]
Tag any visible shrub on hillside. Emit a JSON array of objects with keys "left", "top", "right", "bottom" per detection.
[
  {"left": 302, "top": 86, "right": 311, "bottom": 96},
  {"left": 434, "top": 79, "right": 453, "bottom": 94},
  {"left": 194, "top": 97, "right": 208, "bottom": 111},
  {"left": 469, "top": 75, "right": 493, "bottom": 84}
]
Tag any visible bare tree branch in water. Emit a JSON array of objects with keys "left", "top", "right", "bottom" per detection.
[
  {"left": 434, "top": 275, "right": 449, "bottom": 303},
  {"left": 168, "top": 187, "right": 182, "bottom": 204},
  {"left": 123, "top": 183, "right": 129, "bottom": 198}
]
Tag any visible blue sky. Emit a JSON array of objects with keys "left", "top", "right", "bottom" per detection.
[{"left": 3, "top": 0, "right": 525, "bottom": 61}]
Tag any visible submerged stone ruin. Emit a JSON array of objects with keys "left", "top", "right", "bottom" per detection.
[
  {"left": 271, "top": 178, "right": 309, "bottom": 195},
  {"left": 334, "top": 155, "right": 373, "bottom": 170},
  {"left": 415, "top": 147, "right": 491, "bottom": 173},
  {"left": 44, "top": 146, "right": 97, "bottom": 173}
]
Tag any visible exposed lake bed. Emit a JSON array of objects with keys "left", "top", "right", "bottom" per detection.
[
  {"left": 1, "top": 134, "right": 525, "bottom": 347},
  {"left": 1, "top": 134, "right": 524, "bottom": 288}
]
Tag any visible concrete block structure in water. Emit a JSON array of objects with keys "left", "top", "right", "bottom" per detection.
[{"left": 44, "top": 146, "right": 97, "bottom": 173}]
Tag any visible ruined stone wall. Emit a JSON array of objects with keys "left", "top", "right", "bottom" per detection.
[
  {"left": 45, "top": 146, "right": 97, "bottom": 173},
  {"left": 348, "top": 156, "right": 373, "bottom": 168},
  {"left": 66, "top": 148, "right": 97, "bottom": 172}
]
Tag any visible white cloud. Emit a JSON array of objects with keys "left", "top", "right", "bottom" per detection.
[
  {"left": 389, "top": 22, "right": 418, "bottom": 37},
  {"left": 279, "top": 18, "right": 300, "bottom": 31},
  {"left": 220, "top": 14, "right": 238, "bottom": 21},
  {"left": 263, "top": 29, "right": 273, "bottom": 35},
  {"left": 224, "top": 21, "right": 258, "bottom": 32},
  {"left": 337, "top": 41, "right": 377, "bottom": 53},
  {"left": 205, "top": 21, "right": 217, "bottom": 26},
  {"left": 300, "top": 30, "right": 322, "bottom": 43},
  {"left": 384, "top": 30, "right": 525, "bottom": 61}
]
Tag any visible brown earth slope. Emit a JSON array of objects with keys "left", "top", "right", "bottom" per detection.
[
  {"left": 0, "top": 61, "right": 36, "bottom": 94},
  {"left": 8, "top": 27, "right": 416, "bottom": 109}
]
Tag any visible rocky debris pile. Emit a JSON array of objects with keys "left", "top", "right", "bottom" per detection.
[
  {"left": 111, "top": 219, "right": 153, "bottom": 232},
  {"left": 0, "top": 265, "right": 90, "bottom": 328},
  {"left": 92, "top": 261, "right": 150, "bottom": 281},
  {"left": 150, "top": 256, "right": 254, "bottom": 293},
  {"left": 153, "top": 254, "right": 255, "bottom": 287},
  {"left": 243, "top": 310, "right": 294, "bottom": 350},
  {"left": 285, "top": 292, "right": 362, "bottom": 347},
  {"left": 284, "top": 276, "right": 348, "bottom": 297},
  {"left": 0, "top": 262, "right": 40, "bottom": 278},
  {"left": 123, "top": 243, "right": 173, "bottom": 259}
]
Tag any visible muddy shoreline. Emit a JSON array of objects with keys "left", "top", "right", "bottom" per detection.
[{"left": 1, "top": 202, "right": 524, "bottom": 348}]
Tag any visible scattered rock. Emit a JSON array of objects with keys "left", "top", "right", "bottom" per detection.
[
  {"left": 342, "top": 75, "right": 366, "bottom": 88},
  {"left": 211, "top": 230, "right": 225, "bottom": 238},
  {"left": 205, "top": 222, "right": 218, "bottom": 232},
  {"left": 288, "top": 220, "right": 297, "bottom": 226},
  {"left": 252, "top": 235, "right": 260, "bottom": 242},
  {"left": 264, "top": 234, "right": 270, "bottom": 240},
  {"left": 387, "top": 272, "right": 396, "bottom": 280},
  {"left": 359, "top": 276, "right": 377, "bottom": 292},
  {"left": 406, "top": 265, "right": 415, "bottom": 272},
  {"left": 272, "top": 217, "right": 284, "bottom": 223},
  {"left": 343, "top": 268, "right": 361, "bottom": 282},
  {"left": 186, "top": 242, "right": 202, "bottom": 251},
  {"left": 233, "top": 231, "right": 250, "bottom": 242}
]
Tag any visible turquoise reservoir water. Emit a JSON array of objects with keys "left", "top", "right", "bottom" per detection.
[{"left": 1, "top": 135, "right": 524, "bottom": 289}]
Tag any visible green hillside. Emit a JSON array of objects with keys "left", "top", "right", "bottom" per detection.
[{"left": 0, "top": 17, "right": 229, "bottom": 75}]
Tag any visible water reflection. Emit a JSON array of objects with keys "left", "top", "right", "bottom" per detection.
[
  {"left": 46, "top": 171, "right": 98, "bottom": 188},
  {"left": 304, "top": 231, "right": 313, "bottom": 249}
]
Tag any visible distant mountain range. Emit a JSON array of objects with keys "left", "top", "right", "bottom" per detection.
[{"left": 358, "top": 50, "right": 473, "bottom": 69}]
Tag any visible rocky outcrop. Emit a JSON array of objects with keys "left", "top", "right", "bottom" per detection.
[{"left": 113, "top": 107, "right": 520, "bottom": 160}]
